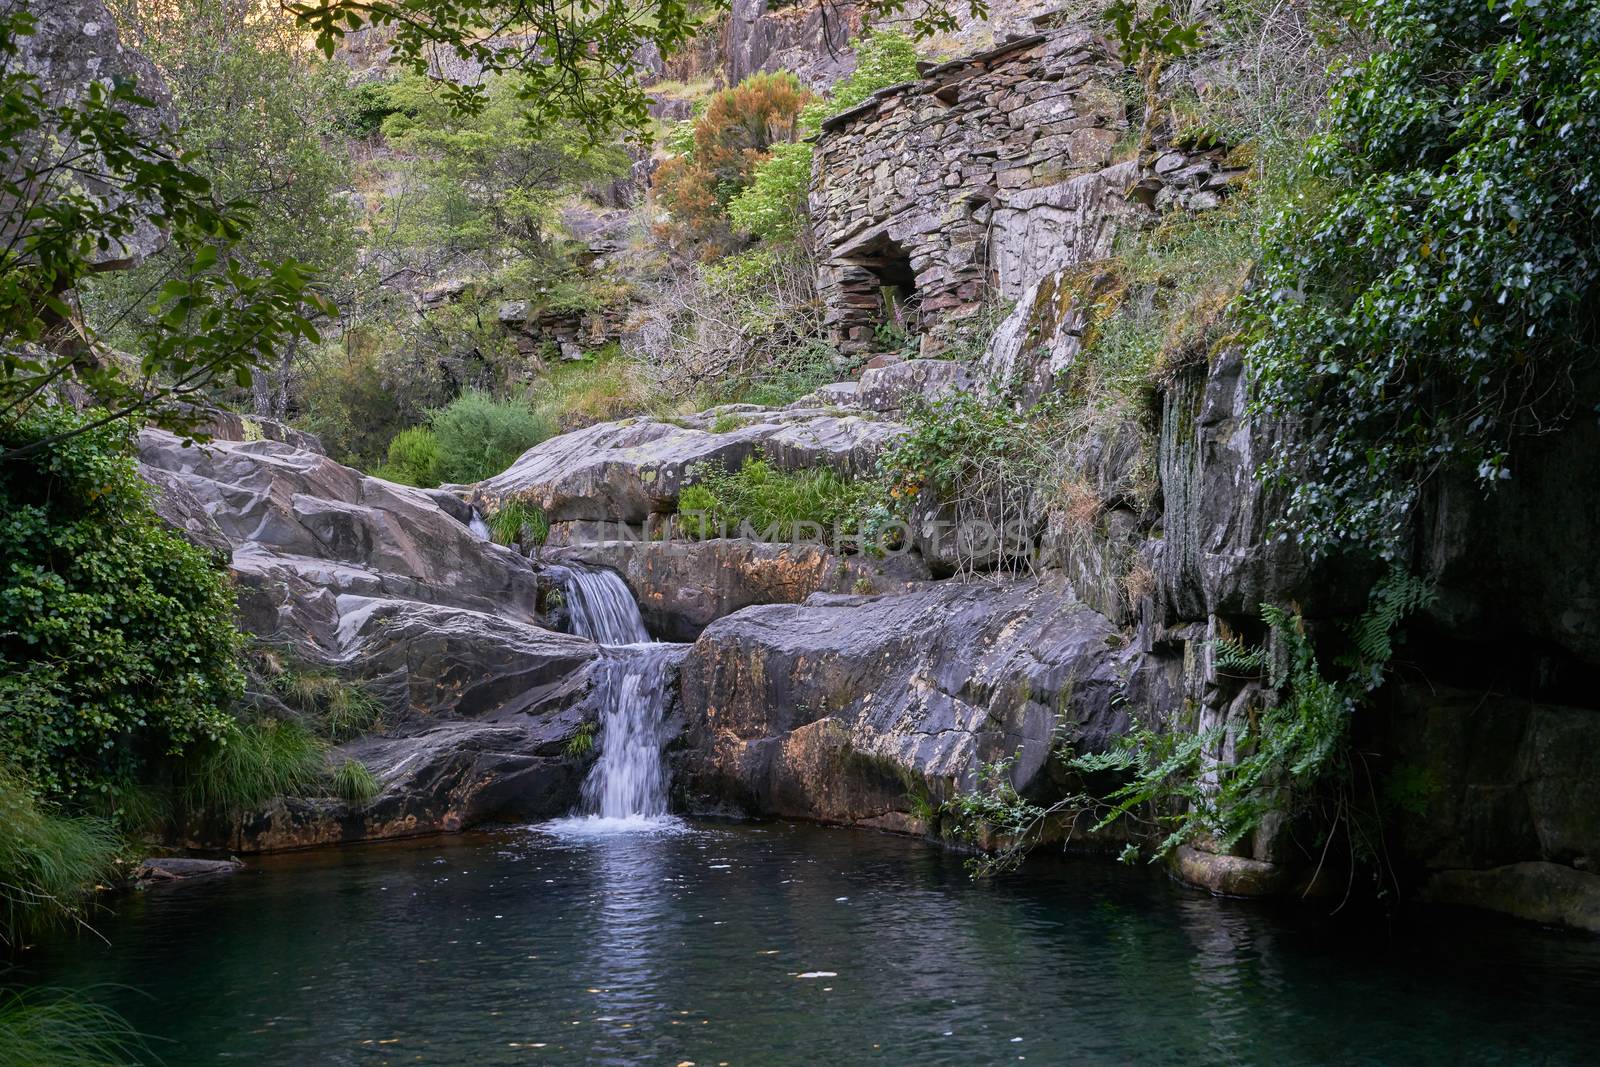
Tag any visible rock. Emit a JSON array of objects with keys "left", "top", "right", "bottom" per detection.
[
  {"left": 16, "top": 0, "right": 175, "bottom": 269},
  {"left": 133, "top": 857, "right": 244, "bottom": 886},
  {"left": 477, "top": 409, "right": 903, "bottom": 523},
  {"left": 723, "top": 0, "right": 857, "bottom": 91},
  {"left": 676, "top": 578, "right": 1133, "bottom": 826},
  {"left": 545, "top": 538, "right": 930, "bottom": 640},
  {"left": 1170, "top": 846, "right": 1292, "bottom": 898},
  {"left": 856, "top": 359, "right": 975, "bottom": 414},
  {"left": 138, "top": 429, "right": 613, "bottom": 850},
  {"left": 790, "top": 382, "right": 862, "bottom": 409},
  {"left": 1419, "top": 862, "right": 1600, "bottom": 933}
]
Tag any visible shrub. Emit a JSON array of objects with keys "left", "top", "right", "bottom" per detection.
[
  {"left": 1245, "top": 0, "right": 1600, "bottom": 559},
  {"left": 372, "top": 426, "right": 442, "bottom": 487},
  {"left": 727, "top": 140, "right": 813, "bottom": 242},
  {"left": 680, "top": 456, "right": 869, "bottom": 541},
  {"left": 653, "top": 72, "right": 812, "bottom": 240},
  {"left": 429, "top": 391, "right": 555, "bottom": 484},
  {"left": 798, "top": 30, "right": 920, "bottom": 134},
  {"left": 0, "top": 766, "right": 121, "bottom": 948},
  {"left": 529, "top": 348, "right": 661, "bottom": 430},
  {"left": 488, "top": 499, "right": 550, "bottom": 547},
  {"left": 330, "top": 758, "right": 380, "bottom": 802},
  {"left": 0, "top": 411, "right": 243, "bottom": 802}
]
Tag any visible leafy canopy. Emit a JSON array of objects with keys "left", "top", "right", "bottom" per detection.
[
  {"left": 1245, "top": 0, "right": 1600, "bottom": 558},
  {"left": 0, "top": 9, "right": 331, "bottom": 456}
]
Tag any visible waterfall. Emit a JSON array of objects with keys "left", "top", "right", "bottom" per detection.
[
  {"left": 544, "top": 564, "right": 686, "bottom": 834},
  {"left": 468, "top": 508, "right": 491, "bottom": 540},
  {"left": 560, "top": 564, "right": 651, "bottom": 645},
  {"left": 577, "top": 646, "right": 680, "bottom": 821}
]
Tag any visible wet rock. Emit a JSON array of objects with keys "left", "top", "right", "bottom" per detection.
[
  {"left": 1170, "top": 847, "right": 1292, "bottom": 898},
  {"left": 546, "top": 538, "right": 930, "bottom": 640},
  {"left": 1419, "top": 863, "right": 1600, "bottom": 933},
  {"left": 677, "top": 578, "right": 1133, "bottom": 826},
  {"left": 133, "top": 857, "right": 243, "bottom": 886}
]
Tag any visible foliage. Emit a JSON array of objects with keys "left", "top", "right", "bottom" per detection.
[
  {"left": 726, "top": 141, "right": 813, "bottom": 242},
  {"left": 372, "top": 73, "right": 626, "bottom": 264},
  {"left": 528, "top": 348, "right": 660, "bottom": 431},
  {"left": 89, "top": 0, "right": 358, "bottom": 420},
  {"left": 287, "top": 0, "right": 707, "bottom": 142},
  {"left": 296, "top": 335, "right": 420, "bottom": 469},
  {"left": 1102, "top": 1, "right": 1202, "bottom": 63},
  {"left": 330, "top": 758, "right": 379, "bottom": 803},
  {"left": 1244, "top": 0, "right": 1600, "bottom": 559},
  {"left": 0, "top": 410, "right": 243, "bottom": 803},
  {"left": 0, "top": 10, "right": 331, "bottom": 456},
  {"left": 178, "top": 718, "right": 327, "bottom": 817},
  {"left": 799, "top": 31, "right": 922, "bottom": 134},
  {"left": 1074, "top": 570, "right": 1434, "bottom": 863},
  {"left": 429, "top": 391, "right": 554, "bottom": 484},
  {"left": 680, "top": 456, "right": 870, "bottom": 542},
  {"left": 564, "top": 721, "right": 598, "bottom": 759},
  {"left": 0, "top": 766, "right": 121, "bottom": 949},
  {"left": 488, "top": 499, "right": 550, "bottom": 548},
  {"left": 269, "top": 667, "right": 384, "bottom": 742},
  {"left": 373, "top": 427, "right": 443, "bottom": 487},
  {"left": 0, "top": 987, "right": 145, "bottom": 1067},
  {"left": 654, "top": 73, "right": 812, "bottom": 241}
]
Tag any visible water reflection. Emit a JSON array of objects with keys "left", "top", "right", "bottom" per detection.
[{"left": 21, "top": 821, "right": 1600, "bottom": 1066}]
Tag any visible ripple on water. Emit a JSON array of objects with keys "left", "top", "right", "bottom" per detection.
[{"left": 535, "top": 814, "right": 694, "bottom": 840}]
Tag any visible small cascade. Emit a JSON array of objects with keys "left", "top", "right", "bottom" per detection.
[
  {"left": 577, "top": 646, "right": 681, "bottom": 821},
  {"left": 559, "top": 564, "right": 650, "bottom": 645},
  {"left": 468, "top": 508, "right": 492, "bottom": 540},
  {"left": 543, "top": 563, "right": 686, "bottom": 834}
]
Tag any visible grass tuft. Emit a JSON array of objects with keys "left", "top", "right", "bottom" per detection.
[
  {"left": 488, "top": 498, "right": 550, "bottom": 547},
  {"left": 330, "top": 758, "right": 380, "bottom": 803},
  {"left": 179, "top": 719, "right": 327, "bottom": 817},
  {"left": 0, "top": 987, "right": 145, "bottom": 1067},
  {"left": 0, "top": 767, "right": 121, "bottom": 948}
]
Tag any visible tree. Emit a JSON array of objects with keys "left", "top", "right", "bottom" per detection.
[
  {"left": 90, "top": 0, "right": 359, "bottom": 420},
  {"left": 0, "top": 8, "right": 330, "bottom": 457}
]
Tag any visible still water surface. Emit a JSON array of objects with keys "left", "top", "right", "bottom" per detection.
[{"left": 29, "top": 818, "right": 1600, "bottom": 1065}]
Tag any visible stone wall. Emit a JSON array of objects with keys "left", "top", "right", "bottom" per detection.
[{"left": 809, "top": 21, "right": 1130, "bottom": 353}]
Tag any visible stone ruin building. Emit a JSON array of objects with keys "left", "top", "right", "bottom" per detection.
[{"left": 809, "top": 12, "right": 1244, "bottom": 357}]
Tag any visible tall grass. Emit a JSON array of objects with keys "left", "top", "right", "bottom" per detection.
[
  {"left": 529, "top": 349, "right": 661, "bottom": 431},
  {"left": 179, "top": 719, "right": 327, "bottom": 817},
  {"left": 0, "top": 988, "right": 145, "bottom": 1067},
  {"left": 271, "top": 668, "right": 383, "bottom": 741},
  {"left": 330, "top": 758, "right": 380, "bottom": 803},
  {"left": 0, "top": 768, "right": 121, "bottom": 948},
  {"left": 488, "top": 498, "right": 549, "bottom": 547}
]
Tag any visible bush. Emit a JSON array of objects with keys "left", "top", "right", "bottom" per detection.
[
  {"left": 430, "top": 391, "right": 555, "bottom": 484},
  {"left": 0, "top": 411, "right": 244, "bottom": 802},
  {"left": 0, "top": 766, "right": 121, "bottom": 948},
  {"left": 1245, "top": 0, "right": 1600, "bottom": 559},
  {"left": 372, "top": 426, "right": 442, "bottom": 487},
  {"left": 799, "top": 30, "right": 920, "bottom": 134},
  {"left": 653, "top": 72, "right": 812, "bottom": 241},
  {"left": 680, "top": 456, "right": 869, "bottom": 541},
  {"left": 727, "top": 140, "right": 813, "bottom": 242}
]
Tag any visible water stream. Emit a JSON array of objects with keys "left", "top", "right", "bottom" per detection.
[{"left": 548, "top": 563, "right": 682, "bottom": 833}]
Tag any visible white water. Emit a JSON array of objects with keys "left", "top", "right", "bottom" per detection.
[
  {"left": 561, "top": 564, "right": 651, "bottom": 644},
  {"left": 468, "top": 509, "right": 491, "bottom": 540},
  {"left": 547, "top": 565, "right": 682, "bottom": 834}
]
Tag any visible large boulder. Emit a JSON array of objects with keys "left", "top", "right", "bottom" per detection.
[
  {"left": 546, "top": 538, "right": 930, "bottom": 640},
  {"left": 137, "top": 428, "right": 611, "bottom": 849},
  {"left": 476, "top": 407, "right": 902, "bottom": 523},
  {"left": 676, "top": 578, "right": 1134, "bottom": 829}
]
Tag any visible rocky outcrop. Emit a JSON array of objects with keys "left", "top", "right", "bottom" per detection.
[
  {"left": 676, "top": 578, "right": 1134, "bottom": 828},
  {"left": 476, "top": 407, "right": 903, "bottom": 522},
  {"left": 16, "top": 0, "right": 176, "bottom": 269},
  {"left": 137, "top": 427, "right": 610, "bottom": 850},
  {"left": 546, "top": 538, "right": 930, "bottom": 640},
  {"left": 723, "top": 0, "right": 858, "bottom": 90}
]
